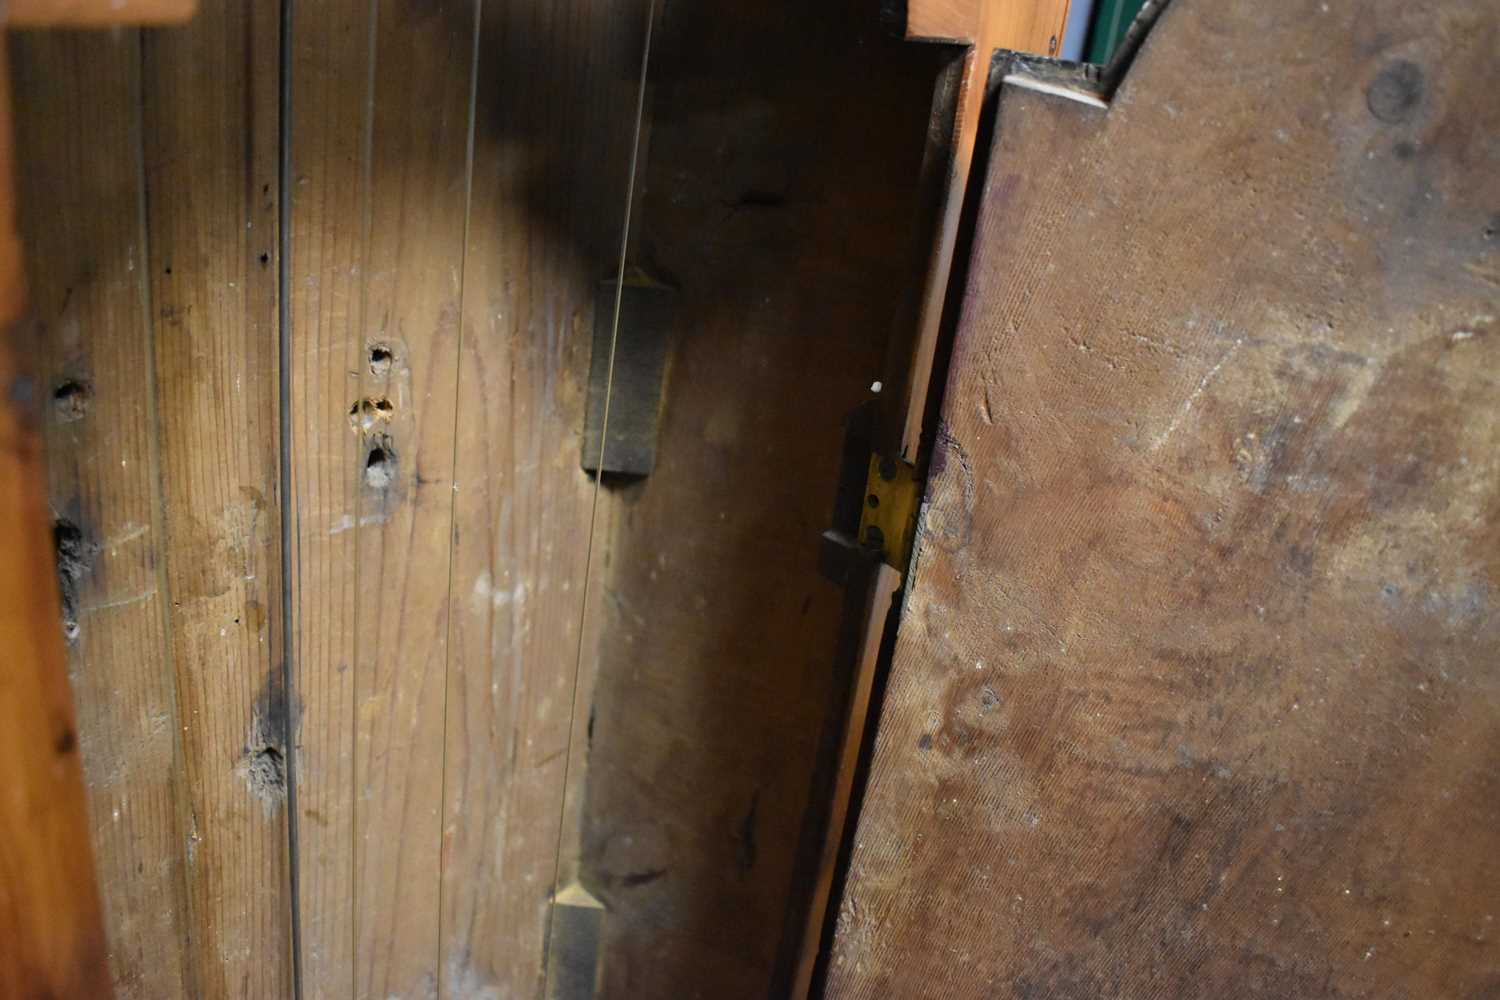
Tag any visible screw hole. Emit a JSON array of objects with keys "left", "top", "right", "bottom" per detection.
[
  {"left": 369, "top": 345, "right": 394, "bottom": 377},
  {"left": 349, "top": 397, "right": 395, "bottom": 432}
]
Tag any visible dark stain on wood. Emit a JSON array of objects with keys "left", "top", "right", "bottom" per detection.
[
  {"left": 1366, "top": 59, "right": 1424, "bottom": 124},
  {"left": 51, "top": 517, "right": 97, "bottom": 645},
  {"left": 238, "top": 674, "right": 290, "bottom": 810}
]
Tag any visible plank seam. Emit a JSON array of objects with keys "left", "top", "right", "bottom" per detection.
[{"left": 277, "top": 0, "right": 304, "bottom": 995}]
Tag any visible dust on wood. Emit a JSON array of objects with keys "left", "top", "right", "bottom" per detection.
[
  {"left": 441, "top": 1, "right": 654, "bottom": 994},
  {"left": 142, "top": 1, "right": 293, "bottom": 994},
  {"left": 12, "top": 28, "right": 195, "bottom": 999},
  {"left": 828, "top": 0, "right": 1500, "bottom": 996},
  {"left": 283, "top": 0, "right": 369, "bottom": 987},
  {"left": 350, "top": 0, "right": 474, "bottom": 991},
  {"left": 50, "top": 517, "right": 96, "bottom": 644},
  {"left": 287, "top": 0, "right": 474, "bottom": 993},
  {"left": 236, "top": 679, "right": 289, "bottom": 814}
]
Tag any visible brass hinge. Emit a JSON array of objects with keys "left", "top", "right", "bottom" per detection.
[{"left": 857, "top": 454, "right": 920, "bottom": 571}]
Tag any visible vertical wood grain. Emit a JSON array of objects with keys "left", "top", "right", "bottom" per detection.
[
  {"left": 441, "top": 1, "right": 650, "bottom": 993},
  {"left": 6, "top": 2, "right": 941, "bottom": 994},
  {"left": 284, "top": 0, "right": 371, "bottom": 992},
  {"left": 288, "top": 0, "right": 477, "bottom": 995},
  {"left": 10, "top": 29, "right": 193, "bottom": 999},
  {"left": 0, "top": 40, "right": 113, "bottom": 1000},
  {"left": 354, "top": 0, "right": 474, "bottom": 995},
  {"left": 141, "top": 2, "right": 292, "bottom": 995}
]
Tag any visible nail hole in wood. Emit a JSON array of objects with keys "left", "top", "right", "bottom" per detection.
[
  {"left": 53, "top": 380, "right": 91, "bottom": 422},
  {"left": 364, "top": 436, "right": 396, "bottom": 491},
  {"left": 349, "top": 397, "right": 394, "bottom": 432},
  {"left": 52, "top": 518, "right": 97, "bottom": 644}
]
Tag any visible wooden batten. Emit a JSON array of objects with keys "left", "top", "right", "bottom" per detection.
[{"left": 6, "top": 0, "right": 193, "bottom": 27}]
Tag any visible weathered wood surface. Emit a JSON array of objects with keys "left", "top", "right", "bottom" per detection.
[
  {"left": 142, "top": 6, "right": 293, "bottom": 995},
  {"left": 11, "top": 29, "right": 191, "bottom": 999},
  {"left": 14, "top": 10, "right": 291, "bottom": 996},
  {"left": 14, "top": 1, "right": 657, "bottom": 993},
  {"left": 573, "top": 3, "right": 944, "bottom": 995},
  {"left": 286, "top": 0, "right": 485, "bottom": 993},
  {"left": 445, "top": 1, "right": 651, "bottom": 994},
  {"left": 281, "top": 0, "right": 368, "bottom": 991},
  {"left": 828, "top": 0, "right": 1500, "bottom": 996},
  {"left": 0, "top": 41, "right": 112, "bottom": 999},
  {"left": 10, "top": 0, "right": 959, "bottom": 994},
  {"left": 356, "top": 1, "right": 468, "bottom": 993}
]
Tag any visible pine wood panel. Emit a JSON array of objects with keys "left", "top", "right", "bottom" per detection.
[
  {"left": 283, "top": 0, "right": 371, "bottom": 991},
  {"left": 6, "top": 2, "right": 957, "bottom": 994},
  {"left": 0, "top": 41, "right": 112, "bottom": 1000},
  {"left": 829, "top": 0, "right": 1500, "bottom": 995},
  {"left": 10, "top": 29, "right": 193, "bottom": 999},
  {"left": 352, "top": 1, "right": 474, "bottom": 995},
  {"left": 6, "top": 0, "right": 193, "bottom": 26},
  {"left": 286, "top": 0, "right": 476, "bottom": 994},
  {"left": 441, "top": 1, "right": 651, "bottom": 993},
  {"left": 141, "top": 4, "right": 292, "bottom": 996}
]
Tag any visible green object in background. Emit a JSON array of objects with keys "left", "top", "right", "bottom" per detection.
[{"left": 1087, "top": 0, "right": 1147, "bottom": 64}]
